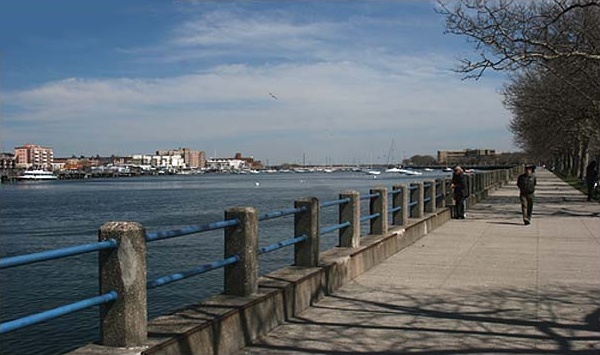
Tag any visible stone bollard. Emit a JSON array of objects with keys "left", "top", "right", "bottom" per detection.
[
  {"left": 423, "top": 180, "right": 436, "bottom": 213},
  {"left": 224, "top": 207, "right": 258, "bottom": 297},
  {"left": 391, "top": 184, "right": 408, "bottom": 227},
  {"left": 339, "top": 190, "right": 360, "bottom": 248},
  {"left": 436, "top": 179, "right": 446, "bottom": 209},
  {"left": 444, "top": 178, "right": 453, "bottom": 207},
  {"left": 99, "top": 222, "right": 147, "bottom": 347},
  {"left": 294, "top": 197, "right": 320, "bottom": 267},
  {"left": 369, "top": 186, "right": 388, "bottom": 236},
  {"left": 409, "top": 182, "right": 424, "bottom": 218}
]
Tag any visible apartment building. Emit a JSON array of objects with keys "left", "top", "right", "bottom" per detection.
[
  {"left": 14, "top": 144, "right": 54, "bottom": 170},
  {"left": 438, "top": 149, "right": 496, "bottom": 165}
]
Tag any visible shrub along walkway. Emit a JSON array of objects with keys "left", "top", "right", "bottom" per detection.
[{"left": 236, "top": 168, "right": 600, "bottom": 354}]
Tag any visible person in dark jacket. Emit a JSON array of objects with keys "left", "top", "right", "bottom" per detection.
[
  {"left": 451, "top": 166, "right": 468, "bottom": 219},
  {"left": 517, "top": 165, "right": 537, "bottom": 225},
  {"left": 585, "top": 161, "right": 598, "bottom": 201}
]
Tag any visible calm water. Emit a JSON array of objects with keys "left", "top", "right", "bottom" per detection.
[{"left": 0, "top": 171, "right": 448, "bottom": 354}]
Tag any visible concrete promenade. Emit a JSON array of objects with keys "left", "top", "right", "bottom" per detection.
[{"left": 236, "top": 169, "right": 600, "bottom": 354}]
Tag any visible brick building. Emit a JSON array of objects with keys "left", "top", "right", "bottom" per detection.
[{"left": 14, "top": 144, "right": 54, "bottom": 170}]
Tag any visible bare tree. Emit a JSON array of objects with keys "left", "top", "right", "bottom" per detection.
[
  {"left": 439, "top": 0, "right": 600, "bottom": 173},
  {"left": 438, "top": 0, "right": 600, "bottom": 79}
]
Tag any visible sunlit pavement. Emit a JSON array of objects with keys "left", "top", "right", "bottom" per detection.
[{"left": 237, "top": 168, "right": 600, "bottom": 354}]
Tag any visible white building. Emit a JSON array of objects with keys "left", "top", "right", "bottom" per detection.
[{"left": 206, "top": 158, "right": 246, "bottom": 172}]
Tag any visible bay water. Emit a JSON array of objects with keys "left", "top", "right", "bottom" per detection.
[{"left": 0, "top": 171, "right": 448, "bottom": 354}]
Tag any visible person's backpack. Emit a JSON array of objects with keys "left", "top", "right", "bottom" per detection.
[{"left": 521, "top": 175, "right": 535, "bottom": 194}]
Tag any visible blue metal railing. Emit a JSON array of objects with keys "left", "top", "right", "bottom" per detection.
[
  {"left": 320, "top": 198, "right": 351, "bottom": 208},
  {"left": 1, "top": 173, "right": 473, "bottom": 343},
  {"left": 147, "top": 255, "right": 240, "bottom": 289},
  {"left": 146, "top": 219, "right": 240, "bottom": 242},
  {"left": 360, "top": 213, "right": 380, "bottom": 223},
  {"left": 258, "top": 235, "right": 308, "bottom": 255},
  {"left": 320, "top": 221, "right": 351, "bottom": 235},
  {"left": 0, "top": 239, "right": 118, "bottom": 269},
  {"left": 360, "top": 192, "right": 380, "bottom": 200},
  {"left": 0, "top": 291, "right": 118, "bottom": 334},
  {"left": 259, "top": 207, "right": 307, "bottom": 221},
  {"left": 0, "top": 205, "right": 310, "bottom": 335}
]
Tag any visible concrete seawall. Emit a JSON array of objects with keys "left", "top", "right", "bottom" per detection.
[{"left": 70, "top": 207, "right": 453, "bottom": 355}]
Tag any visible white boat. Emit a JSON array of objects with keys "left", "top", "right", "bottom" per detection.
[
  {"left": 365, "top": 169, "right": 382, "bottom": 175},
  {"left": 398, "top": 168, "right": 423, "bottom": 176},
  {"left": 17, "top": 170, "right": 58, "bottom": 181},
  {"left": 384, "top": 167, "right": 403, "bottom": 173}
]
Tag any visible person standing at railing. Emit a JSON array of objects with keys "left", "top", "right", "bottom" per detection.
[
  {"left": 517, "top": 165, "right": 537, "bottom": 225},
  {"left": 585, "top": 161, "right": 598, "bottom": 202},
  {"left": 451, "top": 166, "right": 468, "bottom": 219}
]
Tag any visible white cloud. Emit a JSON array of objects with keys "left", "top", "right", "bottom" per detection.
[{"left": 2, "top": 6, "right": 516, "bottom": 162}]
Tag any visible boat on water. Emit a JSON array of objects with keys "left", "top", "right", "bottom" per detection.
[
  {"left": 365, "top": 169, "right": 382, "bottom": 175},
  {"left": 17, "top": 170, "right": 58, "bottom": 181},
  {"left": 398, "top": 168, "right": 423, "bottom": 175}
]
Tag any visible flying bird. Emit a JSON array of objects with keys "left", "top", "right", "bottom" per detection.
[{"left": 269, "top": 92, "right": 278, "bottom": 100}]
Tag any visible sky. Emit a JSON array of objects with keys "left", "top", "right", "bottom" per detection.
[{"left": 0, "top": 0, "right": 517, "bottom": 165}]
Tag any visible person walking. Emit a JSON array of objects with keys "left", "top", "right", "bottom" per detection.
[
  {"left": 585, "top": 161, "right": 598, "bottom": 202},
  {"left": 517, "top": 165, "right": 537, "bottom": 225},
  {"left": 451, "top": 166, "right": 468, "bottom": 219}
]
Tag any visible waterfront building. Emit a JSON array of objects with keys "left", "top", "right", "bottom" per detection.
[
  {"left": 185, "top": 149, "right": 205, "bottom": 169},
  {"left": 234, "top": 152, "right": 263, "bottom": 170},
  {"left": 1, "top": 152, "right": 16, "bottom": 170},
  {"left": 206, "top": 158, "right": 246, "bottom": 172},
  {"left": 155, "top": 148, "right": 205, "bottom": 169},
  {"left": 14, "top": 144, "right": 54, "bottom": 170},
  {"left": 437, "top": 149, "right": 496, "bottom": 165}
]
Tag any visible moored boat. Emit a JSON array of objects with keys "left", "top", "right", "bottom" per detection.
[{"left": 17, "top": 170, "right": 58, "bottom": 181}]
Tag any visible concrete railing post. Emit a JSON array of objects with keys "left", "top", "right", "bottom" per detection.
[
  {"left": 436, "top": 179, "right": 446, "bottom": 208},
  {"left": 465, "top": 174, "right": 473, "bottom": 208},
  {"left": 444, "top": 178, "right": 453, "bottom": 207},
  {"left": 99, "top": 222, "right": 147, "bottom": 347},
  {"left": 409, "top": 182, "right": 424, "bottom": 218},
  {"left": 294, "top": 197, "right": 320, "bottom": 267},
  {"left": 392, "top": 184, "right": 408, "bottom": 226},
  {"left": 369, "top": 186, "right": 388, "bottom": 236},
  {"left": 424, "top": 180, "right": 436, "bottom": 213},
  {"left": 339, "top": 190, "right": 360, "bottom": 248},
  {"left": 224, "top": 207, "right": 258, "bottom": 297}
]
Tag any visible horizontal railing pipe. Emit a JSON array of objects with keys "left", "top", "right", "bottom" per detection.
[
  {"left": 0, "top": 239, "right": 118, "bottom": 269},
  {"left": 145, "top": 219, "right": 240, "bottom": 242},
  {"left": 258, "top": 235, "right": 307, "bottom": 255},
  {"left": 360, "top": 192, "right": 380, "bottom": 200},
  {"left": 147, "top": 255, "right": 240, "bottom": 289},
  {"left": 0, "top": 291, "right": 118, "bottom": 334},
  {"left": 258, "top": 207, "right": 307, "bottom": 221},
  {"left": 320, "top": 198, "right": 351, "bottom": 208},
  {"left": 320, "top": 221, "right": 351, "bottom": 235},
  {"left": 360, "top": 213, "right": 380, "bottom": 223}
]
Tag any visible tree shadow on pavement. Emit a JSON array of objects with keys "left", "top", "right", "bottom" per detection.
[{"left": 239, "top": 285, "right": 599, "bottom": 354}]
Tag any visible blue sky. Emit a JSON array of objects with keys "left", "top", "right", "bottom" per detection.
[{"left": 0, "top": 0, "right": 517, "bottom": 165}]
